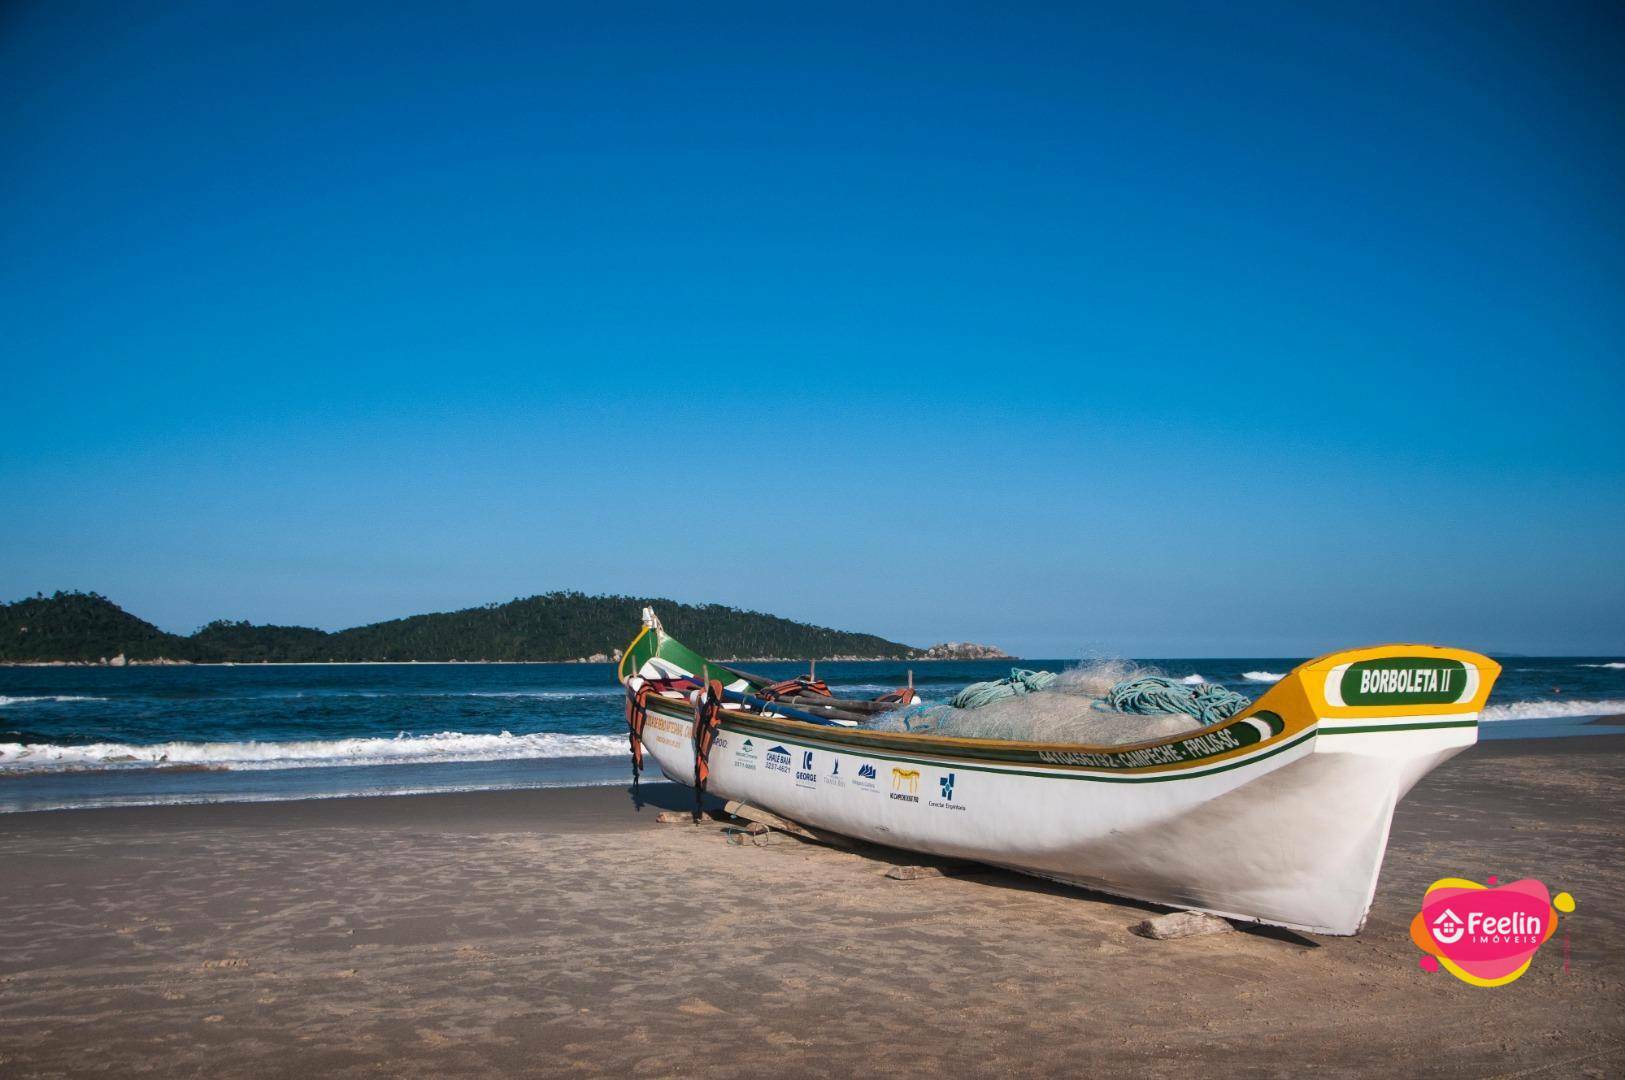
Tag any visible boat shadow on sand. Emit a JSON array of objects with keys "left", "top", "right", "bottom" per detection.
[{"left": 619, "top": 781, "right": 1320, "bottom": 948}]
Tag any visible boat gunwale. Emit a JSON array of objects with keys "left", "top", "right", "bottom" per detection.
[
  {"left": 636, "top": 693, "right": 1323, "bottom": 782},
  {"left": 631, "top": 689, "right": 1285, "bottom": 760},
  {"left": 621, "top": 626, "right": 1490, "bottom": 773}
]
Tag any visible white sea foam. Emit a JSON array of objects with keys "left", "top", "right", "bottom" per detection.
[
  {"left": 458, "top": 689, "right": 625, "bottom": 699},
  {"left": 0, "top": 731, "right": 628, "bottom": 774},
  {"left": 1577, "top": 662, "right": 1625, "bottom": 670},
  {"left": 209, "top": 688, "right": 626, "bottom": 702},
  {"left": 0, "top": 695, "right": 109, "bottom": 706},
  {"left": 1481, "top": 699, "right": 1625, "bottom": 722},
  {"left": 270, "top": 689, "right": 626, "bottom": 700},
  {"left": 1179, "top": 674, "right": 1206, "bottom": 685},
  {"left": 1242, "top": 671, "right": 1285, "bottom": 683},
  {"left": 828, "top": 683, "right": 911, "bottom": 695},
  {"left": 0, "top": 773, "right": 663, "bottom": 814}
]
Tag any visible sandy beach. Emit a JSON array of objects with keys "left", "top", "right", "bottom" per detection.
[{"left": 0, "top": 734, "right": 1620, "bottom": 1078}]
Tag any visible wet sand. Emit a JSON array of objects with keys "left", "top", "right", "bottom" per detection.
[{"left": 0, "top": 736, "right": 1621, "bottom": 1078}]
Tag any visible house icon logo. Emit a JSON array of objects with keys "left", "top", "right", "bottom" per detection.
[{"left": 1431, "top": 908, "right": 1465, "bottom": 945}]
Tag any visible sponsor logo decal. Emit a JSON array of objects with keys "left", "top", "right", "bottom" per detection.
[
  {"left": 732, "top": 736, "right": 758, "bottom": 771},
  {"left": 929, "top": 771, "right": 966, "bottom": 811},
  {"left": 1411, "top": 875, "right": 1576, "bottom": 987},
  {"left": 645, "top": 711, "right": 687, "bottom": 748},
  {"left": 826, "top": 757, "right": 845, "bottom": 788},
  {"left": 852, "top": 761, "right": 879, "bottom": 792},
  {"left": 765, "top": 745, "right": 792, "bottom": 774},
  {"left": 889, "top": 767, "right": 920, "bottom": 802},
  {"left": 795, "top": 749, "right": 818, "bottom": 787},
  {"left": 645, "top": 714, "right": 688, "bottom": 736}
]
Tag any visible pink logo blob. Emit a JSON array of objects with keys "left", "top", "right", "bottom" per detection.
[{"left": 1411, "top": 877, "right": 1574, "bottom": 987}]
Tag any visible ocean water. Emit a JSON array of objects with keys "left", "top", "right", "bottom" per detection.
[{"left": 1, "top": 657, "right": 1621, "bottom": 813}]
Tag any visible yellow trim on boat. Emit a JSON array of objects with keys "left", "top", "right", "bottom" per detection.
[
  {"left": 617, "top": 625, "right": 652, "bottom": 683},
  {"left": 1300, "top": 644, "right": 1499, "bottom": 718}
]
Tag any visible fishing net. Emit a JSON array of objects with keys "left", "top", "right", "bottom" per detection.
[{"left": 862, "top": 660, "right": 1255, "bottom": 747}]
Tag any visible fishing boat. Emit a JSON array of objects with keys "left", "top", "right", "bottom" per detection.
[{"left": 617, "top": 610, "right": 1500, "bottom": 935}]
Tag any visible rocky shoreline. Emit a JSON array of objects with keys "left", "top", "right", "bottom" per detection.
[{"left": 917, "top": 641, "right": 1013, "bottom": 660}]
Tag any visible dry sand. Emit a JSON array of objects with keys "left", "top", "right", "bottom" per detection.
[{"left": 0, "top": 736, "right": 1621, "bottom": 1078}]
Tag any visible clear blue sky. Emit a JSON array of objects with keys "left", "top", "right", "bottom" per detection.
[{"left": 3, "top": 1, "right": 1622, "bottom": 657}]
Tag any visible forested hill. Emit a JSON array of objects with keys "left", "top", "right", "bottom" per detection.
[{"left": 0, "top": 592, "right": 920, "bottom": 663}]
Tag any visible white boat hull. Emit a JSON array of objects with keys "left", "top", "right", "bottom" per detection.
[
  {"left": 636, "top": 706, "right": 1473, "bottom": 935},
  {"left": 619, "top": 624, "right": 1499, "bottom": 936}
]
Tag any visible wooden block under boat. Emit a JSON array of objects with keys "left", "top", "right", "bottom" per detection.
[
  {"left": 1131, "top": 911, "right": 1236, "bottom": 940},
  {"left": 883, "top": 862, "right": 979, "bottom": 881},
  {"left": 723, "top": 800, "right": 862, "bottom": 850}
]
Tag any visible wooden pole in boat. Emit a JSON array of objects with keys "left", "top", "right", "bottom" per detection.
[
  {"left": 810, "top": 659, "right": 816, "bottom": 683},
  {"left": 779, "top": 694, "right": 892, "bottom": 715}
]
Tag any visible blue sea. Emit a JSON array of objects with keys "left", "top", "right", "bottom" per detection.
[{"left": 2, "top": 657, "right": 1621, "bottom": 813}]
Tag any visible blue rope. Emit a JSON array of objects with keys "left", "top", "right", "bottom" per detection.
[
  {"left": 950, "top": 668, "right": 1059, "bottom": 710},
  {"left": 1104, "top": 676, "right": 1250, "bottom": 725},
  {"left": 896, "top": 670, "right": 1252, "bottom": 733},
  {"left": 894, "top": 702, "right": 940, "bottom": 732}
]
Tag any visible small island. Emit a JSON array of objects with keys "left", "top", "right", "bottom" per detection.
[{"left": 918, "top": 642, "right": 1013, "bottom": 660}]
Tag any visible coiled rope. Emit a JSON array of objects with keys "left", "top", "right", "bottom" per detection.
[
  {"left": 1105, "top": 676, "right": 1250, "bottom": 725},
  {"left": 950, "top": 668, "right": 1059, "bottom": 709},
  {"left": 945, "top": 669, "right": 1251, "bottom": 727}
]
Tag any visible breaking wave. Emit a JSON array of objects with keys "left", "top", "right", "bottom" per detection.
[
  {"left": 1242, "top": 671, "right": 1285, "bottom": 683},
  {"left": 0, "top": 731, "right": 627, "bottom": 774},
  {"left": 1178, "top": 674, "right": 1206, "bottom": 685},
  {"left": 457, "top": 689, "right": 624, "bottom": 699},
  {"left": 0, "top": 695, "right": 109, "bottom": 706},
  {"left": 1481, "top": 699, "right": 1625, "bottom": 722},
  {"left": 1577, "top": 662, "right": 1625, "bottom": 670}
]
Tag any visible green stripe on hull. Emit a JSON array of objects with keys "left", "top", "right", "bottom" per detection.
[
  {"left": 681, "top": 704, "right": 1285, "bottom": 770},
  {"left": 720, "top": 718, "right": 1319, "bottom": 784},
  {"left": 1318, "top": 719, "right": 1478, "bottom": 735}
]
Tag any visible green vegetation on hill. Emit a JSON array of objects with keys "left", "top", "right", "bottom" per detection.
[
  {"left": 189, "top": 620, "right": 334, "bottom": 663},
  {"left": 0, "top": 591, "right": 919, "bottom": 663},
  {"left": 0, "top": 592, "right": 191, "bottom": 662}
]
